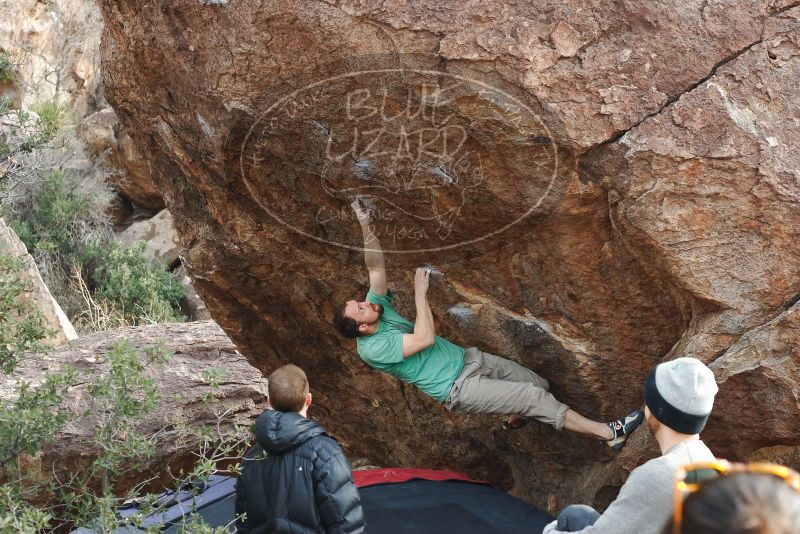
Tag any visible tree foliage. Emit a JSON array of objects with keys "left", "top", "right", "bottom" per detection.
[
  {"left": 0, "top": 250, "right": 49, "bottom": 373},
  {"left": 0, "top": 247, "right": 247, "bottom": 533}
]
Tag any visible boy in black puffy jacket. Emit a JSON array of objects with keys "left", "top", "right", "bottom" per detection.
[{"left": 235, "top": 364, "right": 366, "bottom": 534}]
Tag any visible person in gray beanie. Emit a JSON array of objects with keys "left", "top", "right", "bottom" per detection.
[{"left": 541, "top": 357, "right": 719, "bottom": 534}]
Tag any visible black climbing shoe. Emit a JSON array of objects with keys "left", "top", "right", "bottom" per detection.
[{"left": 605, "top": 409, "right": 645, "bottom": 451}]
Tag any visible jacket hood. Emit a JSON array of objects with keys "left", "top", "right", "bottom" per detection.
[{"left": 255, "top": 410, "right": 328, "bottom": 454}]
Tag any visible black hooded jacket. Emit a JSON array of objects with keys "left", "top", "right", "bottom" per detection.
[{"left": 235, "top": 410, "right": 366, "bottom": 534}]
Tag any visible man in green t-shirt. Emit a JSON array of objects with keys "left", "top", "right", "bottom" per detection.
[{"left": 332, "top": 200, "right": 643, "bottom": 449}]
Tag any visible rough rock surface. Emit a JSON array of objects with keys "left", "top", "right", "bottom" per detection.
[
  {"left": 583, "top": 12, "right": 800, "bottom": 365},
  {"left": 0, "top": 218, "right": 77, "bottom": 346},
  {"left": 80, "top": 107, "right": 118, "bottom": 156},
  {"left": 0, "top": 110, "right": 40, "bottom": 143},
  {"left": 117, "top": 209, "right": 181, "bottom": 267},
  {"left": 114, "top": 127, "right": 166, "bottom": 209},
  {"left": 0, "top": 321, "right": 268, "bottom": 492},
  {"left": 80, "top": 107, "right": 165, "bottom": 210},
  {"left": 706, "top": 301, "right": 800, "bottom": 460},
  {"left": 98, "top": 0, "right": 800, "bottom": 510},
  {"left": 175, "top": 263, "right": 213, "bottom": 321}
]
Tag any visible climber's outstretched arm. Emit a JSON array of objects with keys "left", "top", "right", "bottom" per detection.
[{"left": 352, "top": 198, "right": 387, "bottom": 295}]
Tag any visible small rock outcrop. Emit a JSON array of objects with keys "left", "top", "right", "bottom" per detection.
[
  {"left": 174, "top": 263, "right": 212, "bottom": 321},
  {"left": 0, "top": 321, "right": 267, "bottom": 492},
  {"left": 707, "top": 301, "right": 800, "bottom": 461},
  {"left": 79, "top": 107, "right": 117, "bottom": 155},
  {"left": 114, "top": 128, "right": 165, "bottom": 210},
  {"left": 0, "top": 218, "right": 77, "bottom": 346},
  {"left": 118, "top": 209, "right": 181, "bottom": 266}
]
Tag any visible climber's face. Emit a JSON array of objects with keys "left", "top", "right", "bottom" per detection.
[{"left": 344, "top": 299, "right": 384, "bottom": 332}]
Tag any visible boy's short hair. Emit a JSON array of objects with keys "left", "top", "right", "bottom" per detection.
[{"left": 268, "top": 364, "right": 309, "bottom": 413}]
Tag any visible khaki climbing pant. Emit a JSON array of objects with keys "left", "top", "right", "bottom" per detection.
[{"left": 443, "top": 347, "right": 569, "bottom": 430}]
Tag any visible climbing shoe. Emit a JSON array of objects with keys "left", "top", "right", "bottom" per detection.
[{"left": 605, "top": 409, "right": 645, "bottom": 451}]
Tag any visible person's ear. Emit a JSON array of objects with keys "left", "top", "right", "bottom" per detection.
[
  {"left": 358, "top": 322, "right": 368, "bottom": 333},
  {"left": 305, "top": 392, "right": 312, "bottom": 408}
]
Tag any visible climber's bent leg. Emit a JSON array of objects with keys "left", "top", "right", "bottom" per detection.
[
  {"left": 443, "top": 364, "right": 568, "bottom": 430},
  {"left": 464, "top": 347, "right": 550, "bottom": 389},
  {"left": 443, "top": 349, "right": 614, "bottom": 439},
  {"left": 563, "top": 409, "right": 614, "bottom": 440}
]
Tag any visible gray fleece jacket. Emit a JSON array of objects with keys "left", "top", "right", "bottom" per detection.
[{"left": 542, "top": 440, "right": 715, "bottom": 534}]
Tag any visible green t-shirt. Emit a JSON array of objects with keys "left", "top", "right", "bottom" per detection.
[{"left": 357, "top": 289, "right": 465, "bottom": 401}]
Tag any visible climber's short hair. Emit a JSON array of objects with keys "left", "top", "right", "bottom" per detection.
[
  {"left": 333, "top": 304, "right": 361, "bottom": 338},
  {"left": 268, "top": 364, "right": 309, "bottom": 413}
]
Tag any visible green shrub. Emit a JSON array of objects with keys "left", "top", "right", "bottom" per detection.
[
  {"left": 0, "top": 485, "right": 52, "bottom": 533},
  {"left": 7, "top": 170, "right": 186, "bottom": 330},
  {"left": 0, "top": 138, "right": 10, "bottom": 163},
  {"left": 0, "top": 247, "right": 74, "bottom": 531},
  {"left": 0, "top": 52, "right": 15, "bottom": 83},
  {"left": 11, "top": 170, "right": 88, "bottom": 257},
  {"left": 0, "top": 368, "right": 76, "bottom": 467},
  {"left": 0, "top": 249, "right": 50, "bottom": 373},
  {"left": 7, "top": 219, "right": 33, "bottom": 250},
  {"left": 0, "top": 98, "right": 11, "bottom": 161},
  {"left": 20, "top": 101, "right": 68, "bottom": 151},
  {"left": 0, "top": 251, "right": 237, "bottom": 530},
  {"left": 7, "top": 169, "right": 101, "bottom": 318},
  {"left": 0, "top": 246, "right": 71, "bottom": 465},
  {"left": 0, "top": 332, "right": 173, "bottom": 532},
  {"left": 31, "top": 102, "right": 66, "bottom": 137},
  {"left": 83, "top": 339, "right": 172, "bottom": 496},
  {"left": 92, "top": 242, "right": 185, "bottom": 325}
]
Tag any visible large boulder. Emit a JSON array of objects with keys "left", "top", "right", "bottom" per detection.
[
  {"left": 97, "top": 0, "right": 800, "bottom": 510},
  {"left": 0, "top": 321, "right": 268, "bottom": 493},
  {"left": 0, "top": 218, "right": 77, "bottom": 346}
]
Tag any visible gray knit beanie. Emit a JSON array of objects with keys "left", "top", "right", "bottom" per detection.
[{"left": 644, "top": 357, "right": 719, "bottom": 434}]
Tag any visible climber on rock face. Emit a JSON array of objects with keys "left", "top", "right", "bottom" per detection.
[{"left": 332, "top": 198, "right": 644, "bottom": 449}]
